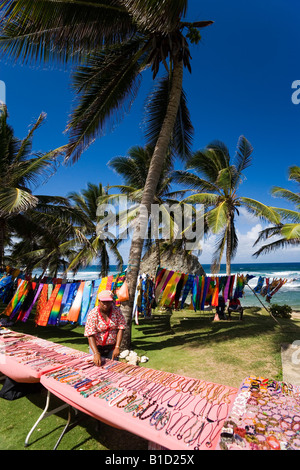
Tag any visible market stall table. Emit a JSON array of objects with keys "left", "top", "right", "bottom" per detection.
[{"left": 40, "top": 358, "right": 238, "bottom": 451}]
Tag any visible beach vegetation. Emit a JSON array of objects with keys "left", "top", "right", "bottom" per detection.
[
  {"left": 173, "top": 136, "right": 281, "bottom": 275},
  {"left": 107, "top": 144, "right": 191, "bottom": 266},
  {"left": 65, "top": 183, "right": 124, "bottom": 277},
  {"left": 269, "top": 304, "right": 292, "bottom": 319},
  {"left": 0, "top": 105, "right": 66, "bottom": 270},
  {"left": 253, "top": 165, "right": 300, "bottom": 257}
]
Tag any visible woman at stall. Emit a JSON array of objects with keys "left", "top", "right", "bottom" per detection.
[{"left": 84, "top": 290, "right": 126, "bottom": 365}]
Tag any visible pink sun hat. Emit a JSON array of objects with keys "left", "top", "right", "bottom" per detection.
[{"left": 98, "top": 290, "right": 114, "bottom": 301}]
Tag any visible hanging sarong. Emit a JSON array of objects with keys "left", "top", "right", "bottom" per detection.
[
  {"left": 223, "top": 276, "right": 231, "bottom": 301},
  {"left": 155, "top": 267, "right": 166, "bottom": 290},
  {"left": 106, "top": 275, "right": 114, "bottom": 291},
  {"left": 3, "top": 280, "right": 27, "bottom": 317},
  {"left": 21, "top": 283, "right": 44, "bottom": 323},
  {"left": 229, "top": 275, "right": 235, "bottom": 299},
  {"left": 159, "top": 271, "right": 181, "bottom": 306},
  {"left": 78, "top": 280, "right": 92, "bottom": 325},
  {"left": 10, "top": 282, "right": 31, "bottom": 320},
  {"left": 180, "top": 274, "right": 195, "bottom": 308},
  {"left": 34, "top": 283, "right": 48, "bottom": 324},
  {"left": 59, "top": 282, "right": 79, "bottom": 322},
  {"left": 155, "top": 269, "right": 174, "bottom": 301},
  {"left": 161, "top": 272, "right": 182, "bottom": 307},
  {"left": 200, "top": 277, "right": 210, "bottom": 310},
  {"left": 88, "top": 279, "right": 101, "bottom": 310},
  {"left": 192, "top": 276, "right": 199, "bottom": 311},
  {"left": 16, "top": 282, "right": 37, "bottom": 321},
  {"left": 211, "top": 278, "right": 219, "bottom": 307},
  {"left": 36, "top": 283, "right": 61, "bottom": 326},
  {"left": 47, "top": 284, "right": 66, "bottom": 325},
  {"left": 174, "top": 274, "right": 188, "bottom": 309},
  {"left": 133, "top": 276, "right": 142, "bottom": 324},
  {"left": 67, "top": 281, "right": 86, "bottom": 322},
  {"left": 254, "top": 276, "right": 264, "bottom": 294},
  {"left": 95, "top": 277, "right": 108, "bottom": 307},
  {"left": 0, "top": 275, "right": 13, "bottom": 302}
]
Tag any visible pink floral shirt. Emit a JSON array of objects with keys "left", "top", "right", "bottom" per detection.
[{"left": 84, "top": 305, "right": 126, "bottom": 346}]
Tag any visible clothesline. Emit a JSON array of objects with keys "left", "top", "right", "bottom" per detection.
[
  {"left": 0, "top": 268, "right": 127, "bottom": 327},
  {"left": 0, "top": 265, "right": 289, "bottom": 328}
]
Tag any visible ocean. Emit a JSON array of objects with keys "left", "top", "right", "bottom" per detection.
[{"left": 47, "top": 261, "right": 300, "bottom": 311}]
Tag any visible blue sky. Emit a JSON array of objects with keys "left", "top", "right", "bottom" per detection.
[{"left": 1, "top": 0, "right": 300, "bottom": 264}]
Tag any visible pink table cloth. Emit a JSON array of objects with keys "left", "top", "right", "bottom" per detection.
[
  {"left": 40, "top": 358, "right": 237, "bottom": 450},
  {"left": 0, "top": 330, "right": 88, "bottom": 383}
]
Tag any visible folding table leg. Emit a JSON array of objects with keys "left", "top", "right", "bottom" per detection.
[
  {"left": 24, "top": 390, "right": 69, "bottom": 448},
  {"left": 53, "top": 405, "right": 73, "bottom": 450}
]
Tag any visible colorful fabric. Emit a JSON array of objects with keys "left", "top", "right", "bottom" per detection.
[
  {"left": 84, "top": 305, "right": 126, "bottom": 346},
  {"left": 21, "top": 283, "right": 44, "bottom": 323},
  {"left": 95, "top": 277, "right": 108, "bottom": 307},
  {"left": 47, "top": 284, "right": 66, "bottom": 326},
  {"left": 3, "top": 280, "right": 27, "bottom": 317},
  {"left": 180, "top": 274, "right": 194, "bottom": 308},
  {"left": 155, "top": 269, "right": 174, "bottom": 301},
  {"left": 67, "top": 281, "right": 85, "bottom": 322},
  {"left": 36, "top": 283, "right": 61, "bottom": 326},
  {"left": 16, "top": 282, "right": 37, "bottom": 321},
  {"left": 254, "top": 276, "right": 264, "bottom": 294},
  {"left": 160, "top": 271, "right": 182, "bottom": 307},
  {"left": 34, "top": 283, "right": 49, "bottom": 324},
  {"left": 78, "top": 281, "right": 93, "bottom": 326},
  {"left": 59, "top": 282, "right": 79, "bottom": 323},
  {"left": 89, "top": 279, "right": 101, "bottom": 310}
]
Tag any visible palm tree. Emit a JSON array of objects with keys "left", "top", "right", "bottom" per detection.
[
  {"left": 0, "top": 1, "right": 213, "bottom": 348},
  {"left": 0, "top": 105, "right": 66, "bottom": 268},
  {"left": 253, "top": 166, "right": 300, "bottom": 257},
  {"left": 8, "top": 195, "right": 83, "bottom": 276},
  {"left": 66, "top": 183, "right": 124, "bottom": 277},
  {"left": 108, "top": 144, "right": 188, "bottom": 265},
  {"left": 173, "top": 136, "right": 282, "bottom": 275}
]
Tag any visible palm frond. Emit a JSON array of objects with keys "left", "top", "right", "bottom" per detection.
[
  {"left": 0, "top": 187, "right": 38, "bottom": 214},
  {"left": 65, "top": 38, "right": 146, "bottom": 164},
  {"left": 205, "top": 201, "right": 227, "bottom": 234},
  {"left": 271, "top": 187, "right": 300, "bottom": 208},
  {"left": 0, "top": 0, "right": 134, "bottom": 65},
  {"left": 289, "top": 165, "right": 300, "bottom": 184},
  {"left": 232, "top": 135, "right": 253, "bottom": 187},
  {"left": 281, "top": 223, "right": 300, "bottom": 240},
  {"left": 143, "top": 75, "right": 193, "bottom": 160},
  {"left": 253, "top": 237, "right": 300, "bottom": 257},
  {"left": 239, "top": 197, "right": 281, "bottom": 225},
  {"left": 172, "top": 170, "right": 221, "bottom": 193}
]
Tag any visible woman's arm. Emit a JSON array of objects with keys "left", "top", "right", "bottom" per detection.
[
  {"left": 88, "top": 335, "right": 102, "bottom": 366},
  {"left": 112, "top": 329, "right": 124, "bottom": 360}
]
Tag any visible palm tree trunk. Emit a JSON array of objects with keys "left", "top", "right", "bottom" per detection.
[
  {"left": 0, "top": 218, "right": 6, "bottom": 270},
  {"left": 226, "top": 217, "right": 232, "bottom": 276},
  {"left": 121, "top": 59, "right": 184, "bottom": 350}
]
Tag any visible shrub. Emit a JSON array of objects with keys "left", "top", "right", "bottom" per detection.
[{"left": 269, "top": 304, "right": 292, "bottom": 319}]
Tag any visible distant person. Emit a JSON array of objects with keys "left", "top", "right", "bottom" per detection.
[
  {"left": 216, "top": 294, "right": 226, "bottom": 320},
  {"left": 228, "top": 296, "right": 244, "bottom": 320}
]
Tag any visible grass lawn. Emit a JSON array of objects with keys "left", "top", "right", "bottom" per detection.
[{"left": 1, "top": 306, "right": 300, "bottom": 450}]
